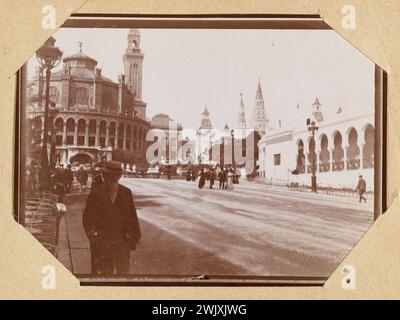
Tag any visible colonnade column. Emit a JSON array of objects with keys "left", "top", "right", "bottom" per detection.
[
  {"left": 95, "top": 123, "right": 100, "bottom": 146},
  {"left": 359, "top": 130, "right": 366, "bottom": 169},
  {"left": 62, "top": 121, "right": 67, "bottom": 145},
  {"left": 85, "top": 123, "right": 89, "bottom": 146},
  {"left": 315, "top": 140, "right": 321, "bottom": 173},
  {"left": 123, "top": 125, "right": 127, "bottom": 150},
  {"left": 74, "top": 123, "right": 78, "bottom": 146},
  {"left": 105, "top": 123, "right": 110, "bottom": 147},
  {"left": 115, "top": 122, "right": 119, "bottom": 149}
]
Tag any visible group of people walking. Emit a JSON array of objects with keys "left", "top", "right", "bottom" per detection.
[
  {"left": 26, "top": 160, "right": 93, "bottom": 202},
  {"left": 197, "top": 166, "right": 238, "bottom": 191}
]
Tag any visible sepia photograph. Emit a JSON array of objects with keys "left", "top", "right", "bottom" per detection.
[{"left": 16, "top": 16, "right": 385, "bottom": 285}]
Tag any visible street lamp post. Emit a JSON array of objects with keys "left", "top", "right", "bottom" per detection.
[
  {"left": 231, "top": 129, "right": 236, "bottom": 170},
  {"left": 208, "top": 132, "right": 215, "bottom": 164},
  {"left": 307, "top": 119, "right": 319, "bottom": 192},
  {"left": 48, "top": 102, "right": 60, "bottom": 166},
  {"left": 36, "top": 36, "right": 63, "bottom": 174}
]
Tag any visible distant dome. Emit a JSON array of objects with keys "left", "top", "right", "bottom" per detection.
[
  {"left": 63, "top": 51, "right": 97, "bottom": 65},
  {"left": 151, "top": 113, "right": 170, "bottom": 128},
  {"left": 63, "top": 50, "right": 98, "bottom": 71}
]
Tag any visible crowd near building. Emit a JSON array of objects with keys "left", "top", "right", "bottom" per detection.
[{"left": 27, "top": 29, "right": 150, "bottom": 171}]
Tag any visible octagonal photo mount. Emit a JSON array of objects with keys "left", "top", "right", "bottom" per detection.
[{"left": 14, "top": 14, "right": 386, "bottom": 286}]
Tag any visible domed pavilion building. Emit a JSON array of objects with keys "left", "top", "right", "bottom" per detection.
[{"left": 27, "top": 29, "right": 150, "bottom": 170}]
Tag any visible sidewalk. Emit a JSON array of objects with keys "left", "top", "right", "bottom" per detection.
[{"left": 56, "top": 190, "right": 246, "bottom": 276}]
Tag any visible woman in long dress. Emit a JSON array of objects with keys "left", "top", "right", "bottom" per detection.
[
  {"left": 226, "top": 169, "right": 234, "bottom": 190},
  {"left": 198, "top": 169, "right": 206, "bottom": 189}
]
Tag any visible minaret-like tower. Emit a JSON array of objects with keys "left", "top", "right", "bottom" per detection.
[
  {"left": 237, "top": 93, "right": 246, "bottom": 129},
  {"left": 199, "top": 106, "right": 212, "bottom": 130},
  {"left": 312, "top": 96, "right": 324, "bottom": 122},
  {"left": 123, "top": 29, "right": 144, "bottom": 101},
  {"left": 196, "top": 107, "right": 213, "bottom": 164},
  {"left": 250, "top": 79, "right": 268, "bottom": 135}
]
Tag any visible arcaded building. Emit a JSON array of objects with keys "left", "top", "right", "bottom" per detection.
[
  {"left": 258, "top": 98, "right": 375, "bottom": 190},
  {"left": 27, "top": 29, "right": 150, "bottom": 170}
]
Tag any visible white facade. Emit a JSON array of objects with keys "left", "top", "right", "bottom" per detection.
[{"left": 258, "top": 104, "right": 375, "bottom": 191}]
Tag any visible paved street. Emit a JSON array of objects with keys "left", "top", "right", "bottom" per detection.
[{"left": 57, "top": 178, "right": 373, "bottom": 277}]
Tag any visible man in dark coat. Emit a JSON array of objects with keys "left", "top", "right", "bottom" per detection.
[
  {"left": 76, "top": 166, "right": 88, "bottom": 192},
  {"left": 82, "top": 161, "right": 141, "bottom": 275},
  {"left": 218, "top": 169, "right": 225, "bottom": 189},
  {"left": 209, "top": 168, "right": 215, "bottom": 189},
  {"left": 63, "top": 165, "right": 74, "bottom": 193},
  {"left": 356, "top": 175, "right": 367, "bottom": 203}
]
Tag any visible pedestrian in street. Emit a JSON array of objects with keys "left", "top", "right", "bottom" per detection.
[
  {"left": 53, "top": 171, "right": 66, "bottom": 203},
  {"left": 64, "top": 164, "right": 74, "bottom": 193},
  {"left": 226, "top": 168, "right": 235, "bottom": 190},
  {"left": 356, "top": 174, "right": 367, "bottom": 203},
  {"left": 219, "top": 168, "right": 227, "bottom": 189},
  {"left": 76, "top": 165, "right": 88, "bottom": 192},
  {"left": 90, "top": 167, "right": 104, "bottom": 195},
  {"left": 198, "top": 168, "right": 206, "bottom": 189},
  {"left": 82, "top": 160, "right": 141, "bottom": 275},
  {"left": 218, "top": 168, "right": 223, "bottom": 189},
  {"left": 166, "top": 165, "right": 171, "bottom": 180},
  {"left": 209, "top": 168, "right": 215, "bottom": 189}
]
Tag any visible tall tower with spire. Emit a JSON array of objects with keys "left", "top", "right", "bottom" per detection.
[
  {"left": 123, "top": 29, "right": 144, "bottom": 101},
  {"left": 250, "top": 79, "right": 268, "bottom": 135},
  {"left": 199, "top": 106, "right": 212, "bottom": 130},
  {"left": 237, "top": 93, "right": 246, "bottom": 129}
]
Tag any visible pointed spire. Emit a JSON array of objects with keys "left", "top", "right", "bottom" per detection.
[
  {"left": 256, "top": 79, "right": 263, "bottom": 100},
  {"left": 78, "top": 41, "right": 83, "bottom": 52},
  {"left": 251, "top": 79, "right": 267, "bottom": 135},
  {"left": 202, "top": 106, "right": 209, "bottom": 116},
  {"left": 224, "top": 124, "right": 229, "bottom": 130},
  {"left": 312, "top": 97, "right": 324, "bottom": 122},
  {"left": 237, "top": 93, "right": 246, "bottom": 129},
  {"left": 313, "top": 96, "right": 321, "bottom": 106}
]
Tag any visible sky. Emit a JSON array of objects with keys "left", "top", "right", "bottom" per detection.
[{"left": 27, "top": 28, "right": 375, "bottom": 132}]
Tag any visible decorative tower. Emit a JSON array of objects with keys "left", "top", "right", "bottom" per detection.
[
  {"left": 199, "top": 106, "right": 212, "bottom": 130},
  {"left": 250, "top": 79, "right": 268, "bottom": 135},
  {"left": 123, "top": 29, "right": 144, "bottom": 101},
  {"left": 237, "top": 93, "right": 246, "bottom": 129},
  {"left": 224, "top": 124, "right": 230, "bottom": 136},
  {"left": 312, "top": 96, "right": 324, "bottom": 122},
  {"left": 196, "top": 107, "right": 213, "bottom": 164}
]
